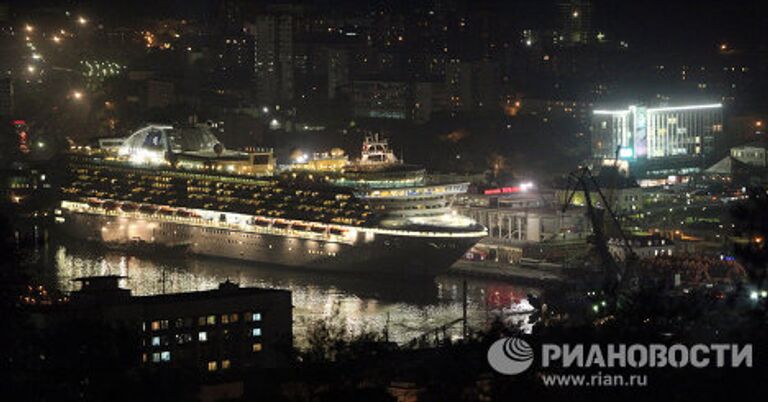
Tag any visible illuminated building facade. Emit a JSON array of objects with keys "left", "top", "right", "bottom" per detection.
[{"left": 591, "top": 103, "right": 723, "bottom": 162}]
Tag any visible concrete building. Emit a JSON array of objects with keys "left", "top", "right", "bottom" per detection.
[
  {"left": 557, "top": 0, "right": 593, "bottom": 46},
  {"left": 455, "top": 191, "right": 589, "bottom": 244},
  {"left": 730, "top": 141, "right": 768, "bottom": 167},
  {"left": 445, "top": 60, "right": 501, "bottom": 112},
  {"left": 220, "top": 35, "right": 255, "bottom": 79},
  {"left": 553, "top": 170, "right": 643, "bottom": 214},
  {"left": 44, "top": 276, "right": 293, "bottom": 372},
  {"left": 608, "top": 234, "right": 674, "bottom": 262},
  {"left": 146, "top": 80, "right": 175, "bottom": 109},
  {"left": 351, "top": 80, "right": 445, "bottom": 122},
  {"left": 0, "top": 77, "right": 12, "bottom": 117},
  {"left": 327, "top": 48, "right": 350, "bottom": 100},
  {"left": 704, "top": 141, "right": 768, "bottom": 186},
  {"left": 591, "top": 103, "right": 723, "bottom": 183},
  {"left": 248, "top": 15, "right": 294, "bottom": 104}
]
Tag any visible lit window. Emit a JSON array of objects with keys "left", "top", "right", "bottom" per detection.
[
  {"left": 198, "top": 316, "right": 206, "bottom": 326},
  {"left": 230, "top": 313, "right": 239, "bottom": 322},
  {"left": 161, "top": 351, "right": 171, "bottom": 362},
  {"left": 176, "top": 333, "right": 192, "bottom": 344},
  {"left": 252, "top": 313, "right": 262, "bottom": 321},
  {"left": 198, "top": 331, "right": 208, "bottom": 342},
  {"left": 207, "top": 361, "right": 217, "bottom": 372},
  {"left": 151, "top": 321, "right": 161, "bottom": 331},
  {"left": 142, "top": 353, "right": 148, "bottom": 363},
  {"left": 222, "top": 359, "right": 231, "bottom": 369},
  {"left": 206, "top": 315, "right": 216, "bottom": 325},
  {"left": 252, "top": 343, "right": 262, "bottom": 352},
  {"left": 252, "top": 328, "right": 262, "bottom": 337},
  {"left": 221, "top": 314, "right": 229, "bottom": 324},
  {"left": 151, "top": 336, "right": 161, "bottom": 346},
  {"left": 152, "top": 352, "right": 161, "bottom": 363}
]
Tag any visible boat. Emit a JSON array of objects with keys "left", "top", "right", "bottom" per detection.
[
  {"left": 502, "top": 298, "right": 537, "bottom": 315},
  {"left": 120, "top": 202, "right": 138, "bottom": 212},
  {"left": 138, "top": 204, "right": 158, "bottom": 214},
  {"left": 56, "top": 124, "right": 487, "bottom": 276}
]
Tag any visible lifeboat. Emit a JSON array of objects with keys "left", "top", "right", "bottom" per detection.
[
  {"left": 87, "top": 198, "right": 105, "bottom": 208},
  {"left": 254, "top": 218, "right": 271, "bottom": 227},
  {"left": 103, "top": 201, "right": 118, "bottom": 211},
  {"left": 120, "top": 202, "right": 139, "bottom": 212},
  {"left": 176, "top": 209, "right": 192, "bottom": 218},
  {"left": 138, "top": 204, "right": 158, "bottom": 214},
  {"left": 310, "top": 225, "right": 327, "bottom": 234},
  {"left": 273, "top": 220, "right": 290, "bottom": 230},
  {"left": 158, "top": 208, "right": 175, "bottom": 216},
  {"left": 330, "top": 227, "right": 346, "bottom": 236},
  {"left": 292, "top": 223, "right": 309, "bottom": 231}
]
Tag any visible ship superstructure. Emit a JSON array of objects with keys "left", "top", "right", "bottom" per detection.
[{"left": 57, "top": 125, "right": 486, "bottom": 275}]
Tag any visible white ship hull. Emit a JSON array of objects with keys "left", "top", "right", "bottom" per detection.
[{"left": 57, "top": 204, "right": 485, "bottom": 276}]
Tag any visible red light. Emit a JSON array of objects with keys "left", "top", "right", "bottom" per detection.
[
  {"left": 483, "top": 186, "right": 521, "bottom": 195},
  {"left": 12, "top": 120, "right": 26, "bottom": 125}
]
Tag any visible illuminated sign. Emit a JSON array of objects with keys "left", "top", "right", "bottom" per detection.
[
  {"left": 484, "top": 186, "right": 521, "bottom": 195},
  {"left": 618, "top": 147, "right": 634, "bottom": 159}
]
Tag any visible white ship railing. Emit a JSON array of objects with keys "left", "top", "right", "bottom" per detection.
[{"left": 60, "top": 201, "right": 488, "bottom": 241}]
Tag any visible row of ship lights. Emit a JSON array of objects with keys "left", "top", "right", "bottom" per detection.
[{"left": 83, "top": 199, "right": 349, "bottom": 237}]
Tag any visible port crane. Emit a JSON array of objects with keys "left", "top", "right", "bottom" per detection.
[{"left": 561, "top": 161, "right": 636, "bottom": 301}]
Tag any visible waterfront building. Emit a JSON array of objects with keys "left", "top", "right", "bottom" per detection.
[
  {"left": 608, "top": 234, "right": 674, "bottom": 262},
  {"left": 591, "top": 103, "right": 723, "bottom": 184}
]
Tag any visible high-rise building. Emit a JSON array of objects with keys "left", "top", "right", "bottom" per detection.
[
  {"left": 0, "top": 77, "right": 12, "bottom": 117},
  {"left": 445, "top": 60, "right": 501, "bottom": 112},
  {"left": 557, "top": 0, "right": 593, "bottom": 46},
  {"left": 591, "top": 103, "right": 723, "bottom": 162},
  {"left": 217, "top": 0, "right": 243, "bottom": 34},
  {"left": 247, "top": 15, "right": 294, "bottom": 105},
  {"left": 146, "top": 80, "right": 175, "bottom": 109},
  {"left": 327, "top": 48, "right": 349, "bottom": 100}
]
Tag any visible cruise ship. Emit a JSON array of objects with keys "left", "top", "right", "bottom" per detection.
[{"left": 56, "top": 125, "right": 486, "bottom": 276}]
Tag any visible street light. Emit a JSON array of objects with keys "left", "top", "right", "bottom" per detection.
[
  {"left": 77, "top": 16, "right": 87, "bottom": 25},
  {"left": 52, "top": 35, "right": 61, "bottom": 43},
  {"left": 71, "top": 90, "right": 83, "bottom": 100},
  {"left": 27, "top": 65, "right": 36, "bottom": 73},
  {"left": 25, "top": 24, "right": 33, "bottom": 33}
]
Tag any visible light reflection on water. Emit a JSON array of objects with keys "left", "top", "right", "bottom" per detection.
[{"left": 47, "top": 240, "right": 539, "bottom": 345}]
